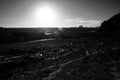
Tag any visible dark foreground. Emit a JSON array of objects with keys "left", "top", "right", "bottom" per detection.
[{"left": 0, "top": 37, "right": 120, "bottom": 80}]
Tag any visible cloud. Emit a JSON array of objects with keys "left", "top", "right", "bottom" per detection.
[
  {"left": 66, "top": 18, "right": 84, "bottom": 22},
  {"left": 66, "top": 18, "right": 103, "bottom": 27}
]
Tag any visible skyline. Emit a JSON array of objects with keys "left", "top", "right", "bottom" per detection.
[{"left": 0, "top": 0, "right": 120, "bottom": 28}]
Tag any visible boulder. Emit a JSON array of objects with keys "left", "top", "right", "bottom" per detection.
[{"left": 99, "top": 13, "right": 120, "bottom": 37}]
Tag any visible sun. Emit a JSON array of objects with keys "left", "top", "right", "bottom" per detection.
[{"left": 34, "top": 5, "right": 57, "bottom": 27}]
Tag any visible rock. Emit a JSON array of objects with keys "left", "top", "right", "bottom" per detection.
[{"left": 99, "top": 13, "right": 120, "bottom": 37}]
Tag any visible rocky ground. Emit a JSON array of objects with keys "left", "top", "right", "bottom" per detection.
[{"left": 0, "top": 37, "right": 120, "bottom": 80}]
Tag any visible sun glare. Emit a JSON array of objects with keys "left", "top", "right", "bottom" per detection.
[{"left": 35, "top": 5, "right": 57, "bottom": 27}]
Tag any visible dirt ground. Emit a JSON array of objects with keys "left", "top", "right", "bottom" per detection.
[{"left": 0, "top": 37, "right": 120, "bottom": 80}]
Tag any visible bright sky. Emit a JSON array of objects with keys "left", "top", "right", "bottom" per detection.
[{"left": 0, "top": 0, "right": 120, "bottom": 28}]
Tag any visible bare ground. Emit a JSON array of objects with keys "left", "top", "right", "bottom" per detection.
[{"left": 0, "top": 37, "right": 120, "bottom": 80}]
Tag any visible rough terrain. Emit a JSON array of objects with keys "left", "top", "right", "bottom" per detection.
[{"left": 0, "top": 37, "right": 120, "bottom": 80}]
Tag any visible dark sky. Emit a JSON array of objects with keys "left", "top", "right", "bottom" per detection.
[{"left": 0, "top": 0, "right": 120, "bottom": 27}]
